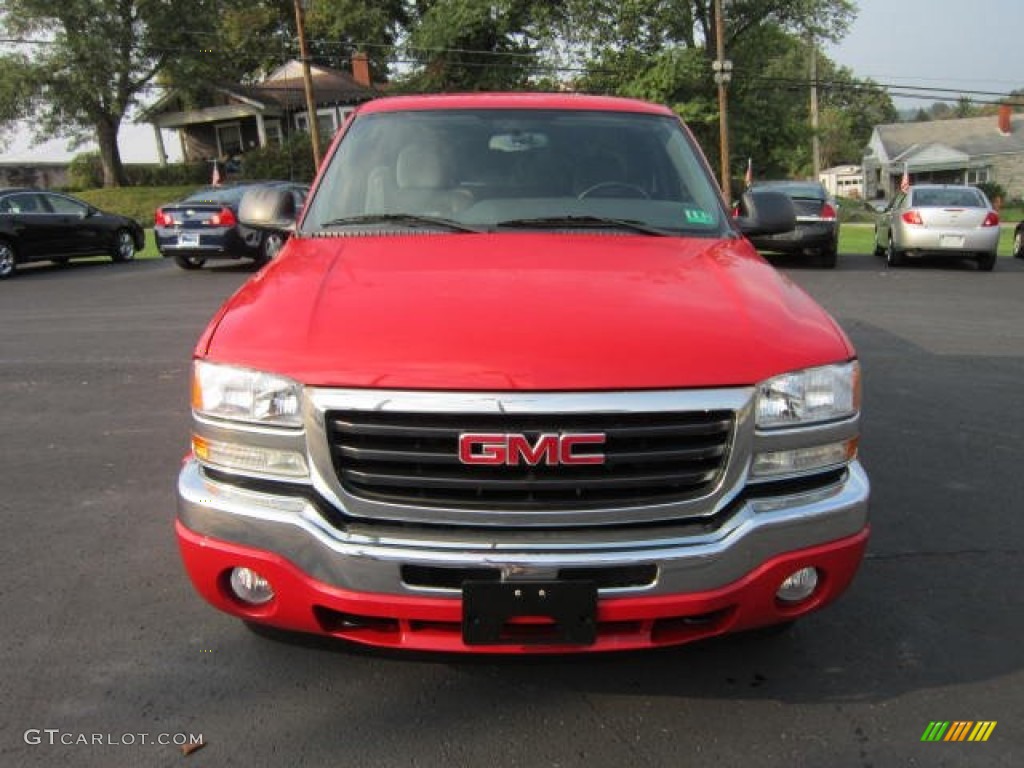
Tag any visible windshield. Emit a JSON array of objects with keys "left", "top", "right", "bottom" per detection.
[{"left": 302, "top": 109, "right": 728, "bottom": 236}]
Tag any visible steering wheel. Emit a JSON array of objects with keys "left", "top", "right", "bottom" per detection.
[{"left": 577, "top": 181, "right": 650, "bottom": 200}]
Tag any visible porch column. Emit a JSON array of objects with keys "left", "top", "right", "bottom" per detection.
[
  {"left": 256, "top": 112, "right": 267, "bottom": 148},
  {"left": 152, "top": 124, "right": 168, "bottom": 166}
]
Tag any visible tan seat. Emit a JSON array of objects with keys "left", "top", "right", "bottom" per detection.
[{"left": 391, "top": 144, "right": 472, "bottom": 216}]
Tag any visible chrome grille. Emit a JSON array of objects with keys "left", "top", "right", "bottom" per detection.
[{"left": 325, "top": 410, "right": 733, "bottom": 510}]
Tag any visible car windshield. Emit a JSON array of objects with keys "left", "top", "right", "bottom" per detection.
[
  {"left": 911, "top": 188, "right": 986, "bottom": 208},
  {"left": 301, "top": 109, "right": 728, "bottom": 236}
]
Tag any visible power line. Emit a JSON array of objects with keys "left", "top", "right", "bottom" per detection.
[{"left": 4, "top": 33, "right": 1022, "bottom": 107}]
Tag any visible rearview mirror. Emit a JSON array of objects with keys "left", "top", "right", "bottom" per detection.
[
  {"left": 733, "top": 189, "right": 796, "bottom": 236},
  {"left": 238, "top": 187, "right": 297, "bottom": 232}
]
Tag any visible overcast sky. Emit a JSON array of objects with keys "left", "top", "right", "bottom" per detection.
[
  {"left": 3, "top": 0, "right": 1022, "bottom": 163},
  {"left": 825, "top": 0, "right": 1024, "bottom": 108}
]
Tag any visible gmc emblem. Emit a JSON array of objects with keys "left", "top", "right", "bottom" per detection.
[{"left": 458, "top": 433, "right": 606, "bottom": 466}]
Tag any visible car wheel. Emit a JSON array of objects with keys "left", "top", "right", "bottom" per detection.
[
  {"left": 885, "top": 234, "right": 904, "bottom": 267},
  {"left": 111, "top": 229, "right": 136, "bottom": 262},
  {"left": 873, "top": 227, "right": 885, "bottom": 257},
  {"left": 173, "top": 254, "right": 206, "bottom": 270},
  {"left": 0, "top": 239, "right": 16, "bottom": 279},
  {"left": 254, "top": 231, "right": 286, "bottom": 267},
  {"left": 1013, "top": 229, "right": 1024, "bottom": 259},
  {"left": 818, "top": 246, "right": 838, "bottom": 269},
  {"left": 976, "top": 251, "right": 996, "bottom": 272}
]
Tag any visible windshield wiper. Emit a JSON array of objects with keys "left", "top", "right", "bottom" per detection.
[
  {"left": 495, "top": 216, "right": 672, "bottom": 236},
  {"left": 319, "top": 213, "right": 482, "bottom": 233}
]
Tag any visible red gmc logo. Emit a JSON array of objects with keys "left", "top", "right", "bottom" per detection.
[{"left": 458, "top": 433, "right": 606, "bottom": 466}]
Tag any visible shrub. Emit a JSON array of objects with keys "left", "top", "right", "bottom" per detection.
[
  {"left": 124, "top": 163, "right": 210, "bottom": 187},
  {"left": 239, "top": 134, "right": 326, "bottom": 182},
  {"left": 975, "top": 181, "right": 1006, "bottom": 204},
  {"left": 68, "top": 152, "right": 104, "bottom": 190}
]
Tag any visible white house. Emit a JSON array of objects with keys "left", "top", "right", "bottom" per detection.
[{"left": 818, "top": 165, "right": 864, "bottom": 199}]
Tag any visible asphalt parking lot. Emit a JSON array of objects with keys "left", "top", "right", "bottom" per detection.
[{"left": 1, "top": 252, "right": 1022, "bottom": 767}]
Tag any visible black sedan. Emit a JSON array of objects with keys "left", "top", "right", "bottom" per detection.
[
  {"left": 155, "top": 181, "right": 308, "bottom": 270},
  {"left": 744, "top": 180, "right": 840, "bottom": 268},
  {"left": 0, "top": 188, "right": 145, "bottom": 280}
]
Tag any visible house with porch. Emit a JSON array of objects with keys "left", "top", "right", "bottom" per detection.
[
  {"left": 862, "top": 106, "right": 1024, "bottom": 202},
  {"left": 142, "top": 56, "right": 377, "bottom": 168}
]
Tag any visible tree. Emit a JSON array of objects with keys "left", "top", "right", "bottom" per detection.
[
  {"left": 395, "top": 0, "right": 552, "bottom": 92},
  {"left": 0, "top": 1, "right": 220, "bottom": 187},
  {"left": 564, "top": 1, "right": 869, "bottom": 181},
  {"left": 208, "top": 1, "right": 407, "bottom": 85}
]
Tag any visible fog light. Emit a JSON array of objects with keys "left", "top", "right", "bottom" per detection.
[
  {"left": 776, "top": 567, "right": 819, "bottom": 603},
  {"left": 192, "top": 435, "right": 308, "bottom": 479},
  {"left": 229, "top": 567, "right": 275, "bottom": 605},
  {"left": 751, "top": 439, "right": 857, "bottom": 478}
]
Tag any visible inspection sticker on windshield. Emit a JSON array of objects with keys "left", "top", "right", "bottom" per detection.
[{"left": 684, "top": 208, "right": 714, "bottom": 225}]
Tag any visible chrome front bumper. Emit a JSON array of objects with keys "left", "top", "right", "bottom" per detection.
[{"left": 177, "top": 458, "right": 869, "bottom": 598}]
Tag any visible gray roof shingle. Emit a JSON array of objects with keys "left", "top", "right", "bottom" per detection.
[{"left": 876, "top": 114, "right": 1024, "bottom": 160}]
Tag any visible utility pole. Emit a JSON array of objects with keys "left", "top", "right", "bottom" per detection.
[
  {"left": 294, "top": 0, "right": 321, "bottom": 169},
  {"left": 809, "top": 35, "right": 821, "bottom": 179},
  {"left": 712, "top": 0, "right": 733, "bottom": 205}
]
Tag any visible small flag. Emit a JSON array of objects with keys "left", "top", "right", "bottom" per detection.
[
  {"left": 744, "top": 157, "right": 753, "bottom": 189},
  {"left": 900, "top": 164, "right": 910, "bottom": 194},
  {"left": 212, "top": 160, "right": 222, "bottom": 187}
]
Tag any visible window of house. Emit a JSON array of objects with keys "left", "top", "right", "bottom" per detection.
[
  {"left": 965, "top": 167, "right": 990, "bottom": 185},
  {"left": 265, "top": 119, "right": 283, "bottom": 147},
  {"left": 216, "top": 122, "right": 243, "bottom": 157},
  {"left": 296, "top": 109, "right": 339, "bottom": 138},
  {"left": 316, "top": 109, "right": 338, "bottom": 138}
]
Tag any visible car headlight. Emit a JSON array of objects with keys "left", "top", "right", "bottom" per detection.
[
  {"left": 756, "top": 361, "right": 860, "bottom": 429},
  {"left": 192, "top": 360, "right": 303, "bottom": 427}
]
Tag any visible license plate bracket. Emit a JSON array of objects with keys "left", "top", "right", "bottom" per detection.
[
  {"left": 462, "top": 580, "right": 597, "bottom": 646},
  {"left": 178, "top": 232, "right": 200, "bottom": 247},
  {"left": 939, "top": 234, "right": 964, "bottom": 248}
]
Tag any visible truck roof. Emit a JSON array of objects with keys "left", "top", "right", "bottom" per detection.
[{"left": 357, "top": 92, "right": 676, "bottom": 116}]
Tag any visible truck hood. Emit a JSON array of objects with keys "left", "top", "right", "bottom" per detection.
[{"left": 199, "top": 233, "right": 853, "bottom": 390}]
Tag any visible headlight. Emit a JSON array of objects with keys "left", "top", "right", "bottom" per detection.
[
  {"left": 756, "top": 362, "right": 860, "bottom": 429},
  {"left": 192, "top": 360, "right": 303, "bottom": 427}
]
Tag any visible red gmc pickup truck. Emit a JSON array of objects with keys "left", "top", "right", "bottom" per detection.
[{"left": 176, "top": 93, "right": 869, "bottom": 653}]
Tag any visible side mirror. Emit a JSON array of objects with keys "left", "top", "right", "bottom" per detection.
[
  {"left": 238, "top": 187, "right": 297, "bottom": 232},
  {"left": 733, "top": 189, "right": 796, "bottom": 236}
]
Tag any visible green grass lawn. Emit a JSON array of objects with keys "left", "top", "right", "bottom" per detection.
[{"left": 839, "top": 222, "right": 1015, "bottom": 257}]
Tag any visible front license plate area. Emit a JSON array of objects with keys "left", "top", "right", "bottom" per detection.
[
  {"left": 178, "top": 232, "right": 200, "bottom": 247},
  {"left": 462, "top": 580, "right": 597, "bottom": 646}
]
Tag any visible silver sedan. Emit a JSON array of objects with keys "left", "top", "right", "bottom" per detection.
[{"left": 874, "top": 184, "right": 1000, "bottom": 271}]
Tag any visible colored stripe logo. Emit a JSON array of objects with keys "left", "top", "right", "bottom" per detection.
[{"left": 921, "top": 721, "right": 997, "bottom": 742}]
